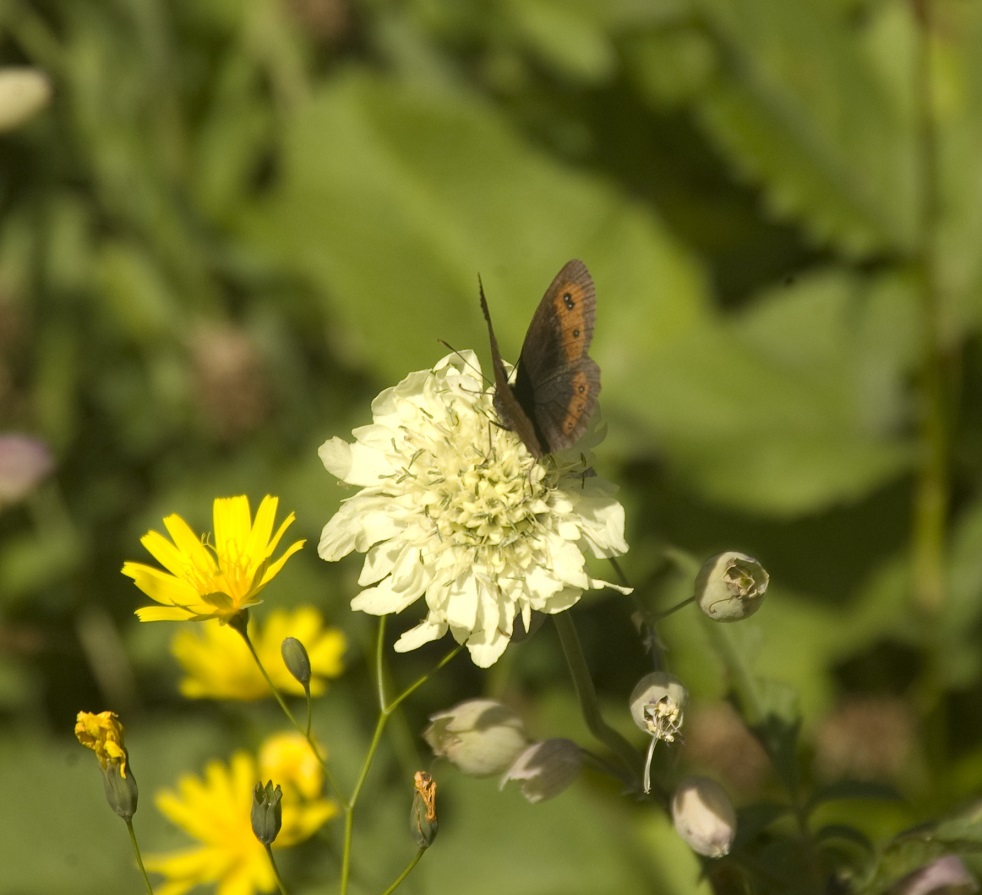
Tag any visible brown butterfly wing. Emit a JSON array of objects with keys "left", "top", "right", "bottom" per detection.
[
  {"left": 513, "top": 260, "right": 600, "bottom": 453},
  {"left": 479, "top": 278, "right": 545, "bottom": 457}
]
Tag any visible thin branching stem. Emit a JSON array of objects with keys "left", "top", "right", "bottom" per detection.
[
  {"left": 552, "top": 612, "right": 640, "bottom": 787},
  {"left": 339, "top": 621, "right": 460, "bottom": 895}
]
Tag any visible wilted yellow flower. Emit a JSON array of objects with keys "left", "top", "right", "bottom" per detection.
[
  {"left": 75, "top": 710, "right": 139, "bottom": 819},
  {"left": 170, "top": 606, "right": 346, "bottom": 700},
  {"left": 75, "top": 710, "right": 129, "bottom": 777},
  {"left": 146, "top": 735, "right": 337, "bottom": 895},
  {"left": 122, "top": 495, "right": 304, "bottom": 624}
]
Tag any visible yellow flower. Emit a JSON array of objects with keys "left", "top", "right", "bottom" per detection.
[
  {"left": 146, "top": 735, "right": 337, "bottom": 895},
  {"left": 75, "top": 710, "right": 129, "bottom": 777},
  {"left": 75, "top": 710, "right": 139, "bottom": 819},
  {"left": 170, "top": 606, "right": 347, "bottom": 700},
  {"left": 123, "top": 495, "right": 305, "bottom": 624},
  {"left": 258, "top": 732, "right": 325, "bottom": 801}
]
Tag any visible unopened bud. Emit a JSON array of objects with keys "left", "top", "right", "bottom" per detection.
[
  {"left": 499, "top": 739, "right": 582, "bottom": 803},
  {"left": 251, "top": 781, "right": 283, "bottom": 845},
  {"left": 695, "top": 552, "right": 769, "bottom": 621},
  {"left": 672, "top": 776, "right": 736, "bottom": 858},
  {"left": 97, "top": 761, "right": 139, "bottom": 820},
  {"left": 281, "top": 637, "right": 312, "bottom": 689},
  {"left": 410, "top": 771, "right": 438, "bottom": 849},
  {"left": 423, "top": 699, "right": 529, "bottom": 777}
]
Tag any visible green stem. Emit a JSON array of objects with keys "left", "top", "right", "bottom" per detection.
[
  {"left": 230, "top": 616, "right": 342, "bottom": 800},
  {"left": 700, "top": 618, "right": 821, "bottom": 881},
  {"left": 339, "top": 621, "right": 461, "bottom": 895},
  {"left": 651, "top": 595, "right": 695, "bottom": 621},
  {"left": 264, "top": 843, "right": 289, "bottom": 895},
  {"left": 125, "top": 819, "right": 155, "bottom": 895},
  {"left": 379, "top": 849, "right": 426, "bottom": 895},
  {"left": 552, "top": 613, "right": 639, "bottom": 786},
  {"left": 699, "top": 619, "right": 767, "bottom": 728},
  {"left": 911, "top": 0, "right": 948, "bottom": 615}
]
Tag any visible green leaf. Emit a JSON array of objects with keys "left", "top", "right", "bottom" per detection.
[
  {"left": 504, "top": 0, "right": 617, "bottom": 83},
  {"left": 807, "top": 781, "right": 903, "bottom": 815},
  {"left": 813, "top": 823, "right": 876, "bottom": 862},
  {"left": 617, "top": 268, "right": 918, "bottom": 514},
  {"left": 691, "top": 0, "right": 918, "bottom": 255},
  {"left": 245, "top": 68, "right": 707, "bottom": 384}
]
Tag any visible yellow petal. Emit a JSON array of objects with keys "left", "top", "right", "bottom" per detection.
[
  {"left": 246, "top": 494, "right": 276, "bottom": 562},
  {"left": 122, "top": 562, "right": 200, "bottom": 606},
  {"left": 213, "top": 496, "right": 252, "bottom": 559},
  {"left": 162, "top": 514, "right": 215, "bottom": 570}
]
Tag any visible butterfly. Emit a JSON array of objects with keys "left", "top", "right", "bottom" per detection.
[{"left": 479, "top": 259, "right": 600, "bottom": 458}]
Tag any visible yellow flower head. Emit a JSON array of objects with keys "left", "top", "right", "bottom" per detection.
[
  {"left": 170, "top": 606, "right": 347, "bottom": 701},
  {"left": 75, "top": 710, "right": 129, "bottom": 777},
  {"left": 122, "top": 495, "right": 305, "bottom": 624},
  {"left": 146, "top": 736, "right": 336, "bottom": 895},
  {"left": 259, "top": 732, "right": 325, "bottom": 802}
]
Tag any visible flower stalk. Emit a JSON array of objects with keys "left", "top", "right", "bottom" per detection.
[
  {"left": 552, "top": 613, "right": 639, "bottom": 787},
  {"left": 338, "top": 618, "right": 461, "bottom": 895}
]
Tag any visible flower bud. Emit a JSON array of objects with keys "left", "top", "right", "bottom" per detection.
[
  {"left": 423, "top": 699, "right": 529, "bottom": 777},
  {"left": 102, "top": 762, "right": 139, "bottom": 820},
  {"left": 499, "top": 739, "right": 582, "bottom": 803},
  {"left": 694, "top": 552, "right": 769, "bottom": 621},
  {"left": 410, "top": 771, "right": 438, "bottom": 849},
  {"left": 251, "top": 781, "right": 283, "bottom": 845},
  {"left": 0, "top": 68, "right": 52, "bottom": 132},
  {"left": 281, "top": 636, "right": 312, "bottom": 689},
  {"left": 671, "top": 776, "right": 736, "bottom": 858}
]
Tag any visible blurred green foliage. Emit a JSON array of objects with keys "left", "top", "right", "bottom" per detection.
[{"left": 3, "top": 0, "right": 982, "bottom": 892}]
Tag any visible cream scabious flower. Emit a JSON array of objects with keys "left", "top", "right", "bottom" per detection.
[
  {"left": 123, "top": 495, "right": 304, "bottom": 624},
  {"left": 318, "top": 351, "right": 629, "bottom": 668}
]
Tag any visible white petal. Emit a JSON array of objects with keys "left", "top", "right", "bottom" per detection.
[
  {"left": 544, "top": 535, "right": 590, "bottom": 589},
  {"left": 571, "top": 493, "right": 628, "bottom": 557},
  {"left": 318, "top": 436, "right": 352, "bottom": 478},
  {"left": 389, "top": 544, "right": 428, "bottom": 596},
  {"left": 588, "top": 576, "right": 633, "bottom": 595},
  {"left": 445, "top": 575, "right": 479, "bottom": 631},
  {"left": 394, "top": 619, "right": 447, "bottom": 652},
  {"left": 464, "top": 631, "right": 510, "bottom": 668},
  {"left": 351, "top": 581, "right": 420, "bottom": 615},
  {"left": 536, "top": 585, "right": 581, "bottom": 614},
  {"left": 360, "top": 539, "right": 407, "bottom": 586}
]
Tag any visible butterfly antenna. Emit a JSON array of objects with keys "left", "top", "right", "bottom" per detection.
[{"left": 436, "top": 338, "right": 487, "bottom": 382}]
